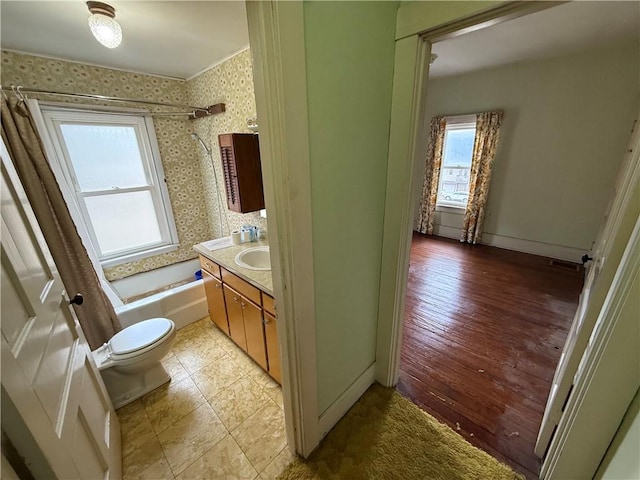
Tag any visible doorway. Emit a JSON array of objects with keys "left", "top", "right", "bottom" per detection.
[{"left": 390, "top": 2, "right": 639, "bottom": 479}]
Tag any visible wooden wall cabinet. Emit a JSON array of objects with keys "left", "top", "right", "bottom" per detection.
[
  {"left": 218, "top": 133, "right": 265, "bottom": 213},
  {"left": 199, "top": 255, "right": 281, "bottom": 384}
]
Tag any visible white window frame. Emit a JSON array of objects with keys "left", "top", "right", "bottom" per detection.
[
  {"left": 436, "top": 115, "right": 476, "bottom": 211},
  {"left": 38, "top": 104, "right": 179, "bottom": 267}
]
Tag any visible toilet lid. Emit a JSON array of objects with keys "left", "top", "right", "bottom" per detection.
[{"left": 109, "top": 318, "right": 173, "bottom": 355}]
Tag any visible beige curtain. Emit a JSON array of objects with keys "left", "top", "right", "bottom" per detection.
[
  {"left": 461, "top": 110, "right": 504, "bottom": 244},
  {"left": 1, "top": 97, "right": 121, "bottom": 349},
  {"left": 416, "top": 116, "right": 447, "bottom": 234}
]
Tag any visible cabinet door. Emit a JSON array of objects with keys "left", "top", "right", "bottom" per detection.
[
  {"left": 202, "top": 270, "right": 229, "bottom": 335},
  {"left": 223, "top": 285, "right": 247, "bottom": 351},
  {"left": 264, "top": 312, "right": 282, "bottom": 384},
  {"left": 243, "top": 300, "right": 267, "bottom": 371}
]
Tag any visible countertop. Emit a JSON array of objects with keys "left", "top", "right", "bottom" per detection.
[{"left": 193, "top": 239, "right": 273, "bottom": 295}]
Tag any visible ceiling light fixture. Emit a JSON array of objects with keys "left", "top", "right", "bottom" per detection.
[{"left": 87, "top": 1, "right": 122, "bottom": 49}]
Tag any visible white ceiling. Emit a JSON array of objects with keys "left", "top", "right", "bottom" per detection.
[
  {"left": 1, "top": 1, "right": 638, "bottom": 80},
  {"left": 430, "top": 1, "right": 640, "bottom": 78},
  {"left": 0, "top": 1, "right": 249, "bottom": 79}
]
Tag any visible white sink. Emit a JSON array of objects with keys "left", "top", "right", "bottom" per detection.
[{"left": 235, "top": 246, "right": 271, "bottom": 271}]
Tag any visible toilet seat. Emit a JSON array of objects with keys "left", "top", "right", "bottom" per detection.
[{"left": 108, "top": 318, "right": 174, "bottom": 361}]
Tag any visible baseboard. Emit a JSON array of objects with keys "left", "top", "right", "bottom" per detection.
[
  {"left": 430, "top": 225, "right": 586, "bottom": 263},
  {"left": 481, "top": 233, "right": 585, "bottom": 263},
  {"left": 317, "top": 363, "right": 376, "bottom": 440}
]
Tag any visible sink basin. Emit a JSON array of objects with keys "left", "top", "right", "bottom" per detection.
[{"left": 235, "top": 246, "right": 271, "bottom": 271}]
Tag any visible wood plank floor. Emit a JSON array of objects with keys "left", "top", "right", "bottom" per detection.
[{"left": 397, "top": 233, "right": 584, "bottom": 480}]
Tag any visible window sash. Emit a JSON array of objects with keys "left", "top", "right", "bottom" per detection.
[{"left": 39, "top": 107, "right": 178, "bottom": 265}]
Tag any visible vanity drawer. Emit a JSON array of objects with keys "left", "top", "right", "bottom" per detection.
[
  {"left": 263, "top": 294, "right": 276, "bottom": 316},
  {"left": 221, "top": 267, "right": 261, "bottom": 305},
  {"left": 199, "top": 255, "right": 221, "bottom": 279}
]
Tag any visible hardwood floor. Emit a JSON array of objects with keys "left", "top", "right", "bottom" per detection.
[{"left": 397, "top": 233, "right": 584, "bottom": 480}]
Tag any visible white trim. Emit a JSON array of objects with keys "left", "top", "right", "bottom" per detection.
[
  {"left": 318, "top": 364, "right": 376, "bottom": 439},
  {"left": 185, "top": 45, "right": 251, "bottom": 81},
  {"left": 1, "top": 48, "right": 186, "bottom": 81},
  {"left": 246, "top": 1, "right": 319, "bottom": 457},
  {"left": 375, "top": 34, "right": 431, "bottom": 387},
  {"left": 430, "top": 225, "right": 586, "bottom": 263},
  {"left": 481, "top": 233, "right": 586, "bottom": 263},
  {"left": 541, "top": 217, "right": 640, "bottom": 479}
]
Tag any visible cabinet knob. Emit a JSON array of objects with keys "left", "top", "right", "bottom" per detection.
[
  {"left": 233, "top": 296, "right": 239, "bottom": 303},
  {"left": 264, "top": 317, "right": 271, "bottom": 325},
  {"left": 215, "top": 283, "right": 221, "bottom": 288},
  {"left": 241, "top": 301, "right": 246, "bottom": 308}
]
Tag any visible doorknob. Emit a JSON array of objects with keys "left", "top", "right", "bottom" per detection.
[
  {"left": 581, "top": 254, "right": 593, "bottom": 265},
  {"left": 68, "top": 293, "right": 84, "bottom": 306}
]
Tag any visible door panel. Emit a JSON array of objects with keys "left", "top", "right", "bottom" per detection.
[
  {"left": 203, "top": 269, "right": 229, "bottom": 334},
  {"left": 243, "top": 299, "right": 267, "bottom": 370},
  {"left": 223, "top": 284, "right": 248, "bottom": 351},
  {"left": 264, "top": 312, "right": 282, "bottom": 384},
  {"left": 1, "top": 139, "right": 121, "bottom": 479}
]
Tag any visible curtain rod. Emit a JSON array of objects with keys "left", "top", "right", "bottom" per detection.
[{"left": 1, "top": 85, "right": 225, "bottom": 119}]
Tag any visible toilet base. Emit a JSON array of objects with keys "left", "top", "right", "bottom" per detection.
[{"left": 100, "top": 362, "right": 171, "bottom": 409}]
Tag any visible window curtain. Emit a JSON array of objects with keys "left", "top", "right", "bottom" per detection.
[
  {"left": 461, "top": 110, "right": 504, "bottom": 244},
  {"left": 416, "top": 116, "right": 447, "bottom": 235},
  {"left": 1, "top": 97, "right": 121, "bottom": 349}
]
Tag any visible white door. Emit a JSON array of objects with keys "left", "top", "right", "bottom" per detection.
[
  {"left": 535, "top": 119, "right": 640, "bottom": 457},
  {"left": 0, "top": 139, "right": 121, "bottom": 479}
]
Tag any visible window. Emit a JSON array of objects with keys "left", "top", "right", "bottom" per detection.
[
  {"left": 436, "top": 117, "right": 476, "bottom": 209},
  {"left": 40, "top": 107, "right": 178, "bottom": 266}
]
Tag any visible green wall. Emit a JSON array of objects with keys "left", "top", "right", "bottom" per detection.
[{"left": 303, "top": 1, "right": 398, "bottom": 413}]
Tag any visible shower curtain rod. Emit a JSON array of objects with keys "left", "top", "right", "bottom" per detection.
[{"left": 1, "top": 85, "right": 225, "bottom": 119}]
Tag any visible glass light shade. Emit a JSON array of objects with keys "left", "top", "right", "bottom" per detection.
[{"left": 88, "top": 13, "right": 122, "bottom": 48}]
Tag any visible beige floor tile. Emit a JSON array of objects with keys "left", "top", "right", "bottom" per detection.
[
  {"left": 118, "top": 405, "right": 156, "bottom": 459},
  {"left": 157, "top": 403, "right": 227, "bottom": 475},
  {"left": 176, "top": 435, "right": 258, "bottom": 480},
  {"left": 122, "top": 430, "right": 170, "bottom": 480},
  {"left": 124, "top": 457, "right": 174, "bottom": 480},
  {"left": 162, "top": 353, "right": 189, "bottom": 384},
  {"left": 174, "top": 336, "right": 227, "bottom": 374},
  {"left": 172, "top": 319, "right": 218, "bottom": 353},
  {"left": 258, "top": 446, "right": 296, "bottom": 480},
  {"left": 209, "top": 377, "right": 272, "bottom": 431},
  {"left": 262, "top": 377, "right": 284, "bottom": 409},
  {"left": 231, "top": 403, "right": 287, "bottom": 473},
  {"left": 191, "top": 353, "right": 245, "bottom": 400},
  {"left": 141, "top": 376, "right": 206, "bottom": 434}
]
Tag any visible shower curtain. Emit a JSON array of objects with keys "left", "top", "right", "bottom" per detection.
[{"left": 1, "top": 97, "right": 121, "bottom": 349}]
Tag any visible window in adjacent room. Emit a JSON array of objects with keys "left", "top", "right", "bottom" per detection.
[
  {"left": 40, "top": 107, "right": 178, "bottom": 266},
  {"left": 436, "top": 116, "right": 476, "bottom": 209}
]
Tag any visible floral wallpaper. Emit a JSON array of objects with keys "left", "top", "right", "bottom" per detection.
[
  {"left": 1, "top": 50, "right": 211, "bottom": 280},
  {"left": 186, "top": 48, "right": 268, "bottom": 237},
  {"left": 1, "top": 49, "right": 268, "bottom": 282}
]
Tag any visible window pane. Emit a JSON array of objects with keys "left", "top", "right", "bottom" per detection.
[
  {"left": 60, "top": 124, "right": 148, "bottom": 190},
  {"left": 85, "top": 191, "right": 162, "bottom": 255},
  {"left": 438, "top": 127, "right": 475, "bottom": 207},
  {"left": 442, "top": 129, "right": 475, "bottom": 167}
]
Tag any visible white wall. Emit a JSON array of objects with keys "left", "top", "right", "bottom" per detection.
[
  {"left": 422, "top": 40, "right": 638, "bottom": 259},
  {"left": 595, "top": 389, "right": 640, "bottom": 480}
]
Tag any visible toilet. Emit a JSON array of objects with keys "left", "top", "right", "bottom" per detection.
[{"left": 92, "top": 317, "right": 177, "bottom": 409}]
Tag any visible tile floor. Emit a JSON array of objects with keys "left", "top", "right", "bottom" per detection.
[{"left": 118, "top": 318, "right": 295, "bottom": 479}]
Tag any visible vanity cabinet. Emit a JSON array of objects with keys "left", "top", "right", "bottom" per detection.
[
  {"left": 199, "top": 255, "right": 280, "bottom": 384},
  {"left": 218, "top": 133, "right": 265, "bottom": 214}
]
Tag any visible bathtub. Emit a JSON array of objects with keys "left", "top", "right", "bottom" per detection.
[{"left": 112, "top": 259, "right": 208, "bottom": 329}]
